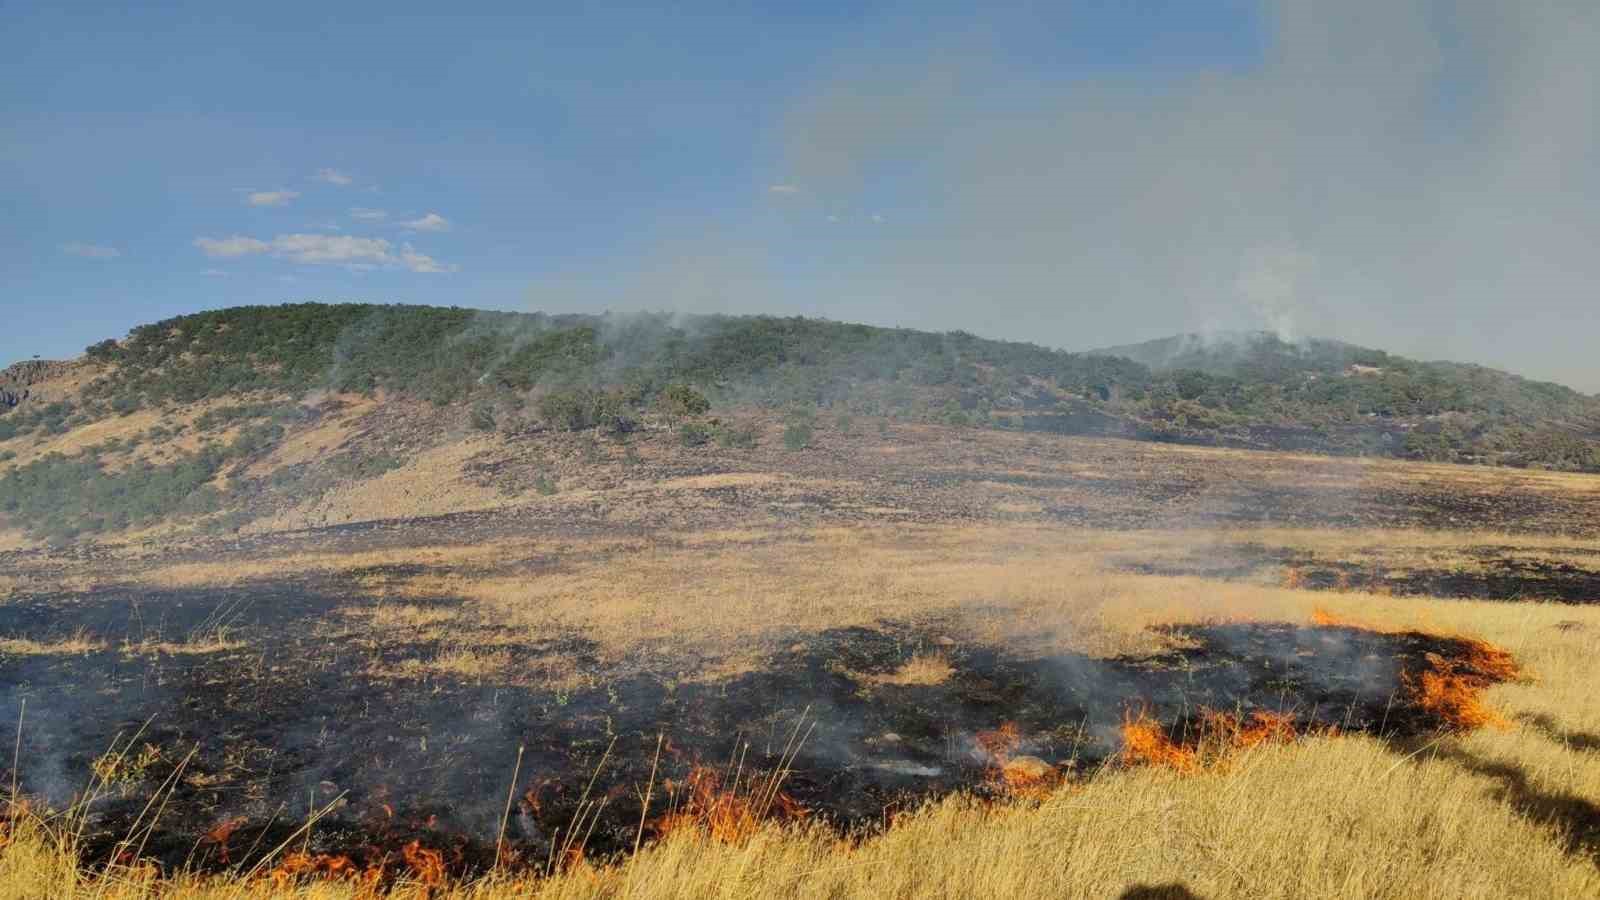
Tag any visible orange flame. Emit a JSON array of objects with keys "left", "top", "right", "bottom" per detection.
[
  {"left": 269, "top": 852, "right": 382, "bottom": 889},
  {"left": 974, "top": 721, "right": 1022, "bottom": 761},
  {"left": 1407, "top": 642, "right": 1520, "bottom": 731},
  {"left": 652, "top": 765, "right": 806, "bottom": 844},
  {"left": 401, "top": 840, "right": 446, "bottom": 886},
  {"left": 1119, "top": 712, "right": 1200, "bottom": 772},
  {"left": 1310, "top": 606, "right": 1351, "bottom": 627},
  {"left": 1281, "top": 566, "right": 1306, "bottom": 589},
  {"left": 1313, "top": 612, "right": 1520, "bottom": 731},
  {"left": 1121, "top": 708, "right": 1303, "bottom": 773},
  {"left": 973, "top": 722, "right": 1063, "bottom": 797},
  {"left": 1198, "top": 709, "right": 1300, "bottom": 750},
  {"left": 198, "top": 816, "right": 247, "bottom": 863}
]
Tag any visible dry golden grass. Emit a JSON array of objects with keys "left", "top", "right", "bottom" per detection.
[
  {"left": 119, "top": 635, "right": 246, "bottom": 656},
  {"left": 244, "top": 434, "right": 521, "bottom": 533},
  {"left": 375, "top": 645, "right": 514, "bottom": 682},
  {"left": 0, "top": 530, "right": 36, "bottom": 554},
  {"left": 102, "top": 523, "right": 1600, "bottom": 667},
  {"left": 241, "top": 394, "right": 377, "bottom": 473},
  {"left": 866, "top": 653, "right": 955, "bottom": 686},
  {"left": 4, "top": 732, "right": 1597, "bottom": 898},
  {"left": 0, "top": 632, "right": 105, "bottom": 656},
  {"left": 132, "top": 541, "right": 537, "bottom": 589}
]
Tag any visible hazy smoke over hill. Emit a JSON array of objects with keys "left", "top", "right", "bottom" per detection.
[{"left": 538, "top": 1, "right": 1600, "bottom": 392}]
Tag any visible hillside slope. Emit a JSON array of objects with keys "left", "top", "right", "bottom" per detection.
[{"left": 2, "top": 303, "right": 1597, "bottom": 542}]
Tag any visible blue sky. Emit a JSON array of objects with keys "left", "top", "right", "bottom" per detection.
[{"left": 4, "top": 2, "right": 1597, "bottom": 391}]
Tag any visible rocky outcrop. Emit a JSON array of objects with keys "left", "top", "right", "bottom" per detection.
[{"left": 0, "top": 359, "right": 69, "bottom": 409}]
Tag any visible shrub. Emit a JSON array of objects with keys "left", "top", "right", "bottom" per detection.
[
  {"left": 713, "top": 420, "right": 759, "bottom": 449},
  {"left": 783, "top": 422, "right": 814, "bottom": 451},
  {"left": 538, "top": 388, "right": 632, "bottom": 433},
  {"left": 470, "top": 403, "right": 498, "bottom": 432},
  {"left": 679, "top": 423, "right": 711, "bottom": 447},
  {"left": 659, "top": 383, "right": 711, "bottom": 419}
]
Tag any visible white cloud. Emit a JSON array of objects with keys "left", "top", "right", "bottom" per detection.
[
  {"left": 194, "top": 235, "right": 271, "bottom": 257},
  {"left": 767, "top": 184, "right": 801, "bottom": 194},
  {"left": 270, "top": 233, "right": 393, "bottom": 264},
  {"left": 400, "top": 212, "right": 450, "bottom": 232},
  {"left": 349, "top": 208, "right": 388, "bottom": 221},
  {"left": 201, "top": 268, "right": 229, "bottom": 277},
  {"left": 192, "top": 232, "right": 455, "bottom": 273},
  {"left": 245, "top": 190, "right": 300, "bottom": 207},
  {"left": 61, "top": 242, "right": 120, "bottom": 259},
  {"left": 398, "top": 243, "right": 456, "bottom": 273},
  {"left": 314, "top": 168, "right": 353, "bottom": 186}
]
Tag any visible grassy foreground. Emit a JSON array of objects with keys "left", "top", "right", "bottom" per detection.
[
  {"left": 3, "top": 569, "right": 1598, "bottom": 897},
  {"left": 2, "top": 733, "right": 1596, "bottom": 899}
]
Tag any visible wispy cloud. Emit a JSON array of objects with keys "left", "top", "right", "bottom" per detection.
[
  {"left": 397, "top": 243, "right": 453, "bottom": 272},
  {"left": 193, "top": 233, "right": 456, "bottom": 273},
  {"left": 201, "top": 268, "right": 229, "bottom": 277},
  {"left": 767, "top": 184, "right": 801, "bottom": 195},
  {"left": 61, "top": 242, "right": 121, "bottom": 259},
  {"left": 245, "top": 190, "right": 300, "bottom": 207},
  {"left": 349, "top": 208, "right": 388, "bottom": 221},
  {"left": 194, "top": 236, "right": 270, "bottom": 257},
  {"left": 313, "top": 168, "right": 353, "bottom": 186},
  {"left": 400, "top": 212, "right": 450, "bottom": 232}
]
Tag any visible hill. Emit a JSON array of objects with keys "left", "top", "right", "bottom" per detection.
[{"left": 1, "top": 303, "right": 1598, "bottom": 542}]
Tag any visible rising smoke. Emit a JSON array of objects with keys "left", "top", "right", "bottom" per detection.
[{"left": 534, "top": 2, "right": 1600, "bottom": 392}]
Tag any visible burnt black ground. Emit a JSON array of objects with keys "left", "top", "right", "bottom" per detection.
[
  {"left": 1124, "top": 544, "right": 1600, "bottom": 604},
  {"left": 0, "top": 575, "right": 1514, "bottom": 878}
]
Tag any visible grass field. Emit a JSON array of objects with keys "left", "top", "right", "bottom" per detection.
[{"left": 2, "top": 418, "right": 1599, "bottom": 898}]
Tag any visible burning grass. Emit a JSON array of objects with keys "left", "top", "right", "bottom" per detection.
[
  {"left": 1119, "top": 709, "right": 1304, "bottom": 773},
  {"left": 1, "top": 516, "right": 1597, "bottom": 896},
  {"left": 1407, "top": 639, "right": 1522, "bottom": 731}
]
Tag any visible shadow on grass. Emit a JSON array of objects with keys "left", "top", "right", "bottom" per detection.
[
  {"left": 1416, "top": 741, "right": 1600, "bottom": 865},
  {"left": 1516, "top": 712, "right": 1600, "bottom": 755},
  {"left": 1119, "top": 884, "right": 1206, "bottom": 900}
]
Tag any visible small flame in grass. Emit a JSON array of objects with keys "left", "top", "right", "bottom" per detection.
[
  {"left": 401, "top": 839, "right": 446, "bottom": 886},
  {"left": 1120, "top": 708, "right": 1304, "bottom": 772},
  {"left": 266, "top": 840, "right": 446, "bottom": 889},
  {"left": 269, "top": 852, "right": 382, "bottom": 888},
  {"left": 1198, "top": 709, "right": 1300, "bottom": 750},
  {"left": 1407, "top": 642, "right": 1520, "bottom": 731},
  {"left": 974, "top": 722, "right": 1022, "bottom": 761},
  {"left": 1282, "top": 566, "right": 1306, "bottom": 590},
  {"left": 1312, "top": 611, "right": 1521, "bottom": 731},
  {"left": 974, "top": 722, "right": 1063, "bottom": 798},
  {"left": 652, "top": 765, "right": 807, "bottom": 844},
  {"left": 1120, "top": 712, "right": 1201, "bottom": 773},
  {"left": 1310, "top": 606, "right": 1350, "bottom": 627},
  {"left": 198, "top": 816, "right": 247, "bottom": 863}
]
